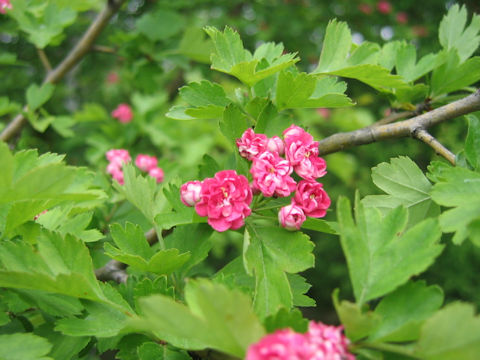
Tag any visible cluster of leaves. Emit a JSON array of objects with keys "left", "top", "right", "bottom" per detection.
[{"left": 0, "top": 1, "right": 480, "bottom": 360}]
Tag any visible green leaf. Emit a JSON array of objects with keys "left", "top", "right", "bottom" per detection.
[
  {"left": 369, "top": 281, "right": 444, "bottom": 342},
  {"left": 178, "top": 26, "right": 214, "bottom": 64},
  {"left": 16, "top": 289, "right": 84, "bottom": 317},
  {"left": 264, "top": 308, "right": 309, "bottom": 333},
  {"left": 219, "top": 104, "right": 249, "bottom": 149},
  {"left": 415, "top": 302, "right": 480, "bottom": 359},
  {"left": 55, "top": 301, "right": 128, "bottom": 337},
  {"left": 110, "top": 222, "right": 154, "bottom": 260},
  {"left": 204, "top": 26, "right": 298, "bottom": 86},
  {"left": 138, "top": 343, "right": 192, "bottom": 360},
  {"left": 130, "top": 279, "right": 265, "bottom": 357},
  {"left": 0, "top": 231, "right": 108, "bottom": 305},
  {"left": 430, "top": 51, "right": 480, "bottom": 96},
  {"left": 26, "top": 83, "right": 55, "bottom": 111},
  {"left": 465, "top": 114, "right": 480, "bottom": 170},
  {"left": 288, "top": 273, "right": 316, "bottom": 307},
  {"left": 439, "top": 4, "right": 480, "bottom": 63},
  {"left": 167, "top": 81, "right": 230, "bottom": 121},
  {"left": 114, "top": 164, "right": 162, "bottom": 224},
  {"left": 244, "top": 225, "right": 315, "bottom": 319},
  {"left": 362, "top": 156, "right": 439, "bottom": 228},
  {"left": 337, "top": 195, "right": 443, "bottom": 305},
  {"left": 35, "top": 324, "right": 90, "bottom": 360},
  {"left": 136, "top": 9, "right": 185, "bottom": 42},
  {"left": 315, "top": 19, "right": 352, "bottom": 73},
  {"left": 430, "top": 165, "right": 480, "bottom": 245},
  {"left": 0, "top": 333, "right": 52, "bottom": 360},
  {"left": 395, "top": 43, "right": 439, "bottom": 82},
  {"left": 276, "top": 71, "right": 353, "bottom": 110},
  {"left": 332, "top": 289, "right": 381, "bottom": 341}
]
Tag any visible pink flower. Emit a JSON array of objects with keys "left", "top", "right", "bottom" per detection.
[
  {"left": 106, "top": 71, "right": 119, "bottom": 84},
  {"left": 377, "top": 1, "right": 392, "bottom": 14},
  {"left": 251, "top": 151, "right": 296, "bottom": 197},
  {"left": 358, "top": 3, "right": 373, "bottom": 15},
  {"left": 246, "top": 323, "right": 355, "bottom": 360},
  {"left": 396, "top": 12, "right": 408, "bottom": 24},
  {"left": 135, "top": 154, "right": 158, "bottom": 172},
  {"left": 148, "top": 167, "right": 164, "bottom": 183},
  {"left": 283, "top": 125, "right": 313, "bottom": 145},
  {"left": 267, "top": 136, "right": 285, "bottom": 156},
  {"left": 107, "top": 162, "right": 125, "bottom": 184},
  {"left": 111, "top": 103, "right": 133, "bottom": 123},
  {"left": 180, "top": 180, "right": 203, "bottom": 206},
  {"left": 278, "top": 204, "right": 306, "bottom": 231},
  {"left": 283, "top": 126, "right": 318, "bottom": 167},
  {"left": 236, "top": 128, "right": 268, "bottom": 160},
  {"left": 195, "top": 170, "right": 252, "bottom": 232},
  {"left": 293, "top": 181, "right": 331, "bottom": 218},
  {"left": 0, "top": 0, "right": 12, "bottom": 13},
  {"left": 294, "top": 155, "right": 327, "bottom": 180},
  {"left": 316, "top": 108, "right": 331, "bottom": 119},
  {"left": 246, "top": 329, "right": 311, "bottom": 360},
  {"left": 305, "top": 322, "right": 355, "bottom": 360},
  {"left": 106, "top": 149, "right": 131, "bottom": 166}
]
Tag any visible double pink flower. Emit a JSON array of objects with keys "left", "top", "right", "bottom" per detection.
[
  {"left": 246, "top": 321, "right": 355, "bottom": 360},
  {"left": 106, "top": 150, "right": 164, "bottom": 184},
  {"left": 111, "top": 103, "right": 133, "bottom": 123},
  {"left": 0, "top": 0, "right": 12, "bottom": 14},
  {"left": 183, "top": 170, "right": 252, "bottom": 232}
]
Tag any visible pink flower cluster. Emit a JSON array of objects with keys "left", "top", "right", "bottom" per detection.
[
  {"left": 111, "top": 103, "right": 133, "bottom": 123},
  {"left": 181, "top": 170, "right": 252, "bottom": 232},
  {"left": 247, "top": 321, "right": 355, "bottom": 360},
  {"left": 0, "top": 0, "right": 12, "bottom": 14},
  {"left": 106, "top": 150, "right": 163, "bottom": 184},
  {"left": 239, "top": 125, "right": 330, "bottom": 230}
]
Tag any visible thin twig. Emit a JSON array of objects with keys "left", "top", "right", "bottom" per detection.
[
  {"left": 37, "top": 48, "right": 52, "bottom": 73},
  {"left": 0, "top": 0, "right": 126, "bottom": 142},
  {"left": 413, "top": 129, "right": 456, "bottom": 165},
  {"left": 317, "top": 89, "right": 480, "bottom": 156},
  {"left": 92, "top": 44, "right": 117, "bottom": 54}
]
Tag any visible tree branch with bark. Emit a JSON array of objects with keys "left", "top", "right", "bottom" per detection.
[{"left": 0, "top": 0, "right": 126, "bottom": 142}]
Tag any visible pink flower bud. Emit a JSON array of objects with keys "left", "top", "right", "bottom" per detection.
[
  {"left": 135, "top": 154, "right": 158, "bottom": 172},
  {"left": 267, "top": 136, "right": 285, "bottom": 156},
  {"left": 0, "top": 0, "right": 12, "bottom": 13},
  {"left": 396, "top": 12, "right": 408, "bottom": 24},
  {"left": 278, "top": 204, "right": 306, "bottom": 231},
  {"left": 111, "top": 103, "right": 133, "bottom": 123},
  {"left": 316, "top": 108, "right": 331, "bottom": 118},
  {"left": 148, "top": 167, "right": 164, "bottom": 183},
  {"left": 377, "top": 0, "right": 392, "bottom": 14},
  {"left": 180, "top": 181, "right": 203, "bottom": 206},
  {"left": 106, "top": 149, "right": 131, "bottom": 165}
]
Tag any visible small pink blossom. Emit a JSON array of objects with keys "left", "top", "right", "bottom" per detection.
[
  {"left": 358, "top": 3, "right": 373, "bottom": 15},
  {"left": 148, "top": 167, "right": 164, "bottom": 183},
  {"left": 396, "top": 12, "right": 408, "bottom": 24},
  {"left": 195, "top": 170, "right": 252, "bottom": 232},
  {"left": 0, "top": 0, "right": 12, "bottom": 14},
  {"left": 376, "top": 0, "right": 392, "bottom": 14},
  {"left": 107, "top": 164, "right": 125, "bottom": 184},
  {"left": 236, "top": 128, "right": 268, "bottom": 160},
  {"left": 106, "top": 71, "right": 119, "bottom": 84},
  {"left": 246, "top": 329, "right": 311, "bottom": 360},
  {"left": 283, "top": 125, "right": 313, "bottom": 145},
  {"left": 267, "top": 136, "right": 285, "bottom": 156},
  {"left": 293, "top": 181, "right": 331, "bottom": 218},
  {"left": 316, "top": 108, "right": 331, "bottom": 119},
  {"left": 135, "top": 154, "right": 158, "bottom": 172},
  {"left": 294, "top": 155, "right": 327, "bottom": 181},
  {"left": 106, "top": 149, "right": 131, "bottom": 166},
  {"left": 180, "top": 180, "right": 203, "bottom": 206},
  {"left": 278, "top": 204, "right": 306, "bottom": 231},
  {"left": 111, "top": 103, "right": 133, "bottom": 123},
  {"left": 283, "top": 125, "right": 319, "bottom": 168},
  {"left": 306, "top": 322, "right": 355, "bottom": 360},
  {"left": 251, "top": 151, "right": 296, "bottom": 197}
]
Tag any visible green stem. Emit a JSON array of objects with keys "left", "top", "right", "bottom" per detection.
[{"left": 353, "top": 342, "right": 418, "bottom": 358}]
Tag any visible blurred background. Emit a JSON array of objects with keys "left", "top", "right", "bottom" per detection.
[{"left": 1, "top": 0, "right": 479, "bottom": 322}]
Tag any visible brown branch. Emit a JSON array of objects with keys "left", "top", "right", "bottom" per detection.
[
  {"left": 0, "top": 0, "right": 126, "bottom": 142},
  {"left": 92, "top": 44, "right": 117, "bottom": 54},
  {"left": 371, "top": 102, "right": 430, "bottom": 127},
  {"left": 318, "top": 89, "right": 480, "bottom": 156},
  {"left": 413, "top": 129, "right": 456, "bottom": 165},
  {"left": 95, "top": 228, "right": 158, "bottom": 283},
  {"left": 37, "top": 48, "right": 52, "bottom": 73}
]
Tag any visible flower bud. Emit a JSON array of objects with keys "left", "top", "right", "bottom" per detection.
[
  {"left": 180, "top": 181, "right": 203, "bottom": 206},
  {"left": 267, "top": 136, "right": 285, "bottom": 156},
  {"left": 111, "top": 103, "right": 133, "bottom": 123},
  {"left": 148, "top": 167, "right": 164, "bottom": 183},
  {"left": 278, "top": 204, "right": 306, "bottom": 231},
  {"left": 135, "top": 154, "right": 158, "bottom": 172}
]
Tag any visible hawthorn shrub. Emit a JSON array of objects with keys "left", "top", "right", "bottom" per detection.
[{"left": 1, "top": 1, "right": 480, "bottom": 359}]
